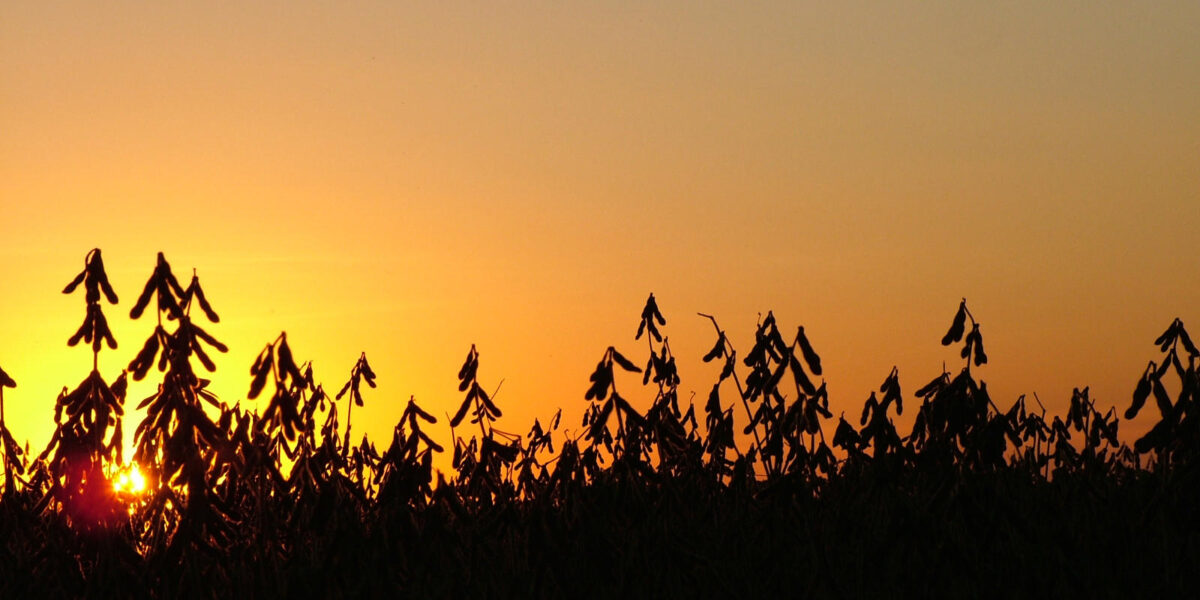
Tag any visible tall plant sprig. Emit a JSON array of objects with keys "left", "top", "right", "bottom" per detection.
[
  {"left": 334, "top": 352, "right": 376, "bottom": 460},
  {"left": 127, "top": 252, "right": 231, "bottom": 557},
  {"left": 635, "top": 294, "right": 698, "bottom": 474},
  {"left": 450, "top": 345, "right": 518, "bottom": 497},
  {"left": 289, "top": 361, "right": 361, "bottom": 494},
  {"left": 38, "top": 249, "right": 129, "bottom": 527},
  {"left": 278, "top": 358, "right": 352, "bottom": 512},
  {"left": 63, "top": 248, "right": 119, "bottom": 366},
  {"left": 515, "top": 408, "right": 560, "bottom": 500},
  {"left": 247, "top": 332, "right": 310, "bottom": 460},
  {"left": 698, "top": 312, "right": 833, "bottom": 481},
  {"left": 858, "top": 367, "right": 904, "bottom": 459},
  {"left": 637, "top": 294, "right": 674, "bottom": 392},
  {"left": 698, "top": 312, "right": 756, "bottom": 479},
  {"left": 583, "top": 344, "right": 645, "bottom": 465},
  {"left": 1002, "top": 393, "right": 1052, "bottom": 476},
  {"left": 733, "top": 312, "right": 831, "bottom": 478},
  {"left": 130, "top": 254, "right": 227, "bottom": 475},
  {"left": 1048, "top": 386, "right": 1121, "bottom": 474},
  {"left": 0, "top": 364, "right": 21, "bottom": 498},
  {"left": 1126, "top": 318, "right": 1200, "bottom": 463},
  {"left": 376, "top": 396, "right": 442, "bottom": 506},
  {"left": 908, "top": 299, "right": 1006, "bottom": 470},
  {"left": 781, "top": 324, "right": 835, "bottom": 478},
  {"left": 940, "top": 298, "right": 987, "bottom": 370}
]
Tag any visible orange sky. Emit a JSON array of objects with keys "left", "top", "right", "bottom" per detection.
[{"left": 1, "top": 2, "right": 1198, "bottom": 468}]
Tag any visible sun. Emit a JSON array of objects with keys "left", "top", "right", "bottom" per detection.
[{"left": 112, "top": 463, "right": 148, "bottom": 496}]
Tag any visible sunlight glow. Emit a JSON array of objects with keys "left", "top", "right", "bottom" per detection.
[{"left": 112, "top": 464, "right": 147, "bottom": 496}]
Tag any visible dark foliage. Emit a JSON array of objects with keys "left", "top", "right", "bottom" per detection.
[{"left": 0, "top": 253, "right": 1198, "bottom": 597}]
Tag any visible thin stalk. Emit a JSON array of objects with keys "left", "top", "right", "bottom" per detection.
[
  {"left": 343, "top": 397, "right": 354, "bottom": 459},
  {"left": 0, "top": 387, "right": 10, "bottom": 496},
  {"left": 698, "top": 313, "right": 766, "bottom": 468}
]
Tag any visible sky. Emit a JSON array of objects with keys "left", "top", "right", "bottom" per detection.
[{"left": 1, "top": 1, "right": 1198, "bottom": 471}]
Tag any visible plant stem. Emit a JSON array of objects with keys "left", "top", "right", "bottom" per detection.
[
  {"left": 698, "top": 313, "right": 766, "bottom": 469},
  {"left": 343, "top": 397, "right": 353, "bottom": 458},
  {"left": 0, "top": 388, "right": 9, "bottom": 496}
]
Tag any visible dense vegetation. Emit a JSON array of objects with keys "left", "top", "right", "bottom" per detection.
[{"left": 0, "top": 249, "right": 1197, "bottom": 597}]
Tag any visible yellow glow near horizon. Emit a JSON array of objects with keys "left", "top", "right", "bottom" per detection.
[
  {"left": 1, "top": 1, "right": 1198, "bottom": 474},
  {"left": 112, "top": 463, "right": 148, "bottom": 496}
]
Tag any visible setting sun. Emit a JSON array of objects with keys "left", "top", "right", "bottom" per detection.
[{"left": 112, "top": 464, "right": 147, "bottom": 496}]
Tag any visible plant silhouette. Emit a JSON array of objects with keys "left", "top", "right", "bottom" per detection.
[
  {"left": 38, "top": 249, "right": 127, "bottom": 530},
  {"left": 1126, "top": 318, "right": 1199, "bottom": 461},
  {"left": 335, "top": 352, "right": 375, "bottom": 459},
  {"left": 128, "top": 253, "right": 230, "bottom": 560},
  {"left": 0, "top": 363, "right": 19, "bottom": 500},
  {"left": 1, "top": 251, "right": 1199, "bottom": 597},
  {"left": 450, "top": 344, "right": 519, "bottom": 501}
]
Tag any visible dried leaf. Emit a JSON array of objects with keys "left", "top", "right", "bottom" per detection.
[
  {"left": 191, "top": 276, "right": 220, "bottom": 322},
  {"left": 789, "top": 353, "right": 816, "bottom": 396},
  {"left": 62, "top": 270, "right": 86, "bottom": 295},
  {"left": 1124, "top": 373, "right": 1152, "bottom": 423},
  {"left": 610, "top": 347, "right": 642, "bottom": 373},
  {"left": 1178, "top": 321, "right": 1198, "bottom": 357},
  {"left": 1153, "top": 378, "right": 1172, "bottom": 418},
  {"left": 973, "top": 331, "right": 987, "bottom": 366},
  {"left": 702, "top": 335, "right": 725, "bottom": 362},
  {"left": 191, "top": 322, "right": 228, "bottom": 353},
  {"left": 796, "top": 326, "right": 823, "bottom": 376},
  {"left": 478, "top": 384, "right": 502, "bottom": 418},
  {"left": 450, "top": 396, "right": 472, "bottom": 428},
  {"left": 130, "top": 275, "right": 157, "bottom": 319},
  {"left": 1154, "top": 320, "right": 1177, "bottom": 351},
  {"left": 942, "top": 300, "right": 968, "bottom": 346},
  {"left": 249, "top": 355, "right": 273, "bottom": 400}
]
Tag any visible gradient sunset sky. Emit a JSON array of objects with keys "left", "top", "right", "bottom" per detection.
[{"left": 1, "top": 2, "right": 1197, "bottom": 461}]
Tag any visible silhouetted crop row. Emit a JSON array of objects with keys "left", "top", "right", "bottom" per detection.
[{"left": 0, "top": 249, "right": 1197, "bottom": 597}]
